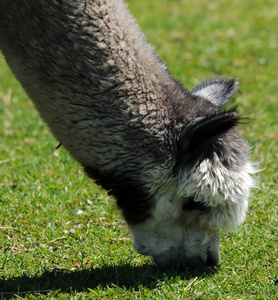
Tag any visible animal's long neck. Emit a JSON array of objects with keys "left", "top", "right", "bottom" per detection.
[
  {"left": 0, "top": 0, "right": 172, "bottom": 112},
  {"left": 0, "top": 0, "right": 217, "bottom": 172},
  {"left": 0, "top": 0, "right": 178, "bottom": 168}
]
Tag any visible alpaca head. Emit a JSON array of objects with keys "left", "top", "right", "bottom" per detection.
[
  {"left": 127, "top": 79, "right": 255, "bottom": 270},
  {"left": 128, "top": 157, "right": 254, "bottom": 270}
]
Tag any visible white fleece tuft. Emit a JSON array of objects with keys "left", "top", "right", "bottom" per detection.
[{"left": 178, "top": 158, "right": 256, "bottom": 230}]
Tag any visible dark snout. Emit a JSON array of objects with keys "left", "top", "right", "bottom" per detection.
[{"left": 152, "top": 245, "right": 220, "bottom": 271}]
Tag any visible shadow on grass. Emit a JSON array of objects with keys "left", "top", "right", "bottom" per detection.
[{"left": 0, "top": 264, "right": 219, "bottom": 298}]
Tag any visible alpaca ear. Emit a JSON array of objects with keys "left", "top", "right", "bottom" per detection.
[
  {"left": 175, "top": 111, "right": 240, "bottom": 168},
  {"left": 192, "top": 78, "right": 238, "bottom": 107}
]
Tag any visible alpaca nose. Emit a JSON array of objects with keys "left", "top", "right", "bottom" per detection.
[
  {"left": 206, "top": 237, "right": 221, "bottom": 267},
  {"left": 153, "top": 246, "right": 220, "bottom": 271},
  {"left": 153, "top": 254, "right": 217, "bottom": 271},
  {"left": 153, "top": 254, "right": 205, "bottom": 271},
  {"left": 207, "top": 245, "right": 220, "bottom": 266}
]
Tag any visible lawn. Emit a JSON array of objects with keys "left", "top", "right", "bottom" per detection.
[{"left": 0, "top": 0, "right": 277, "bottom": 299}]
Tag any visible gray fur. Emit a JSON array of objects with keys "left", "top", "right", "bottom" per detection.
[
  {"left": 192, "top": 78, "right": 239, "bottom": 107},
  {"left": 0, "top": 0, "right": 255, "bottom": 270}
]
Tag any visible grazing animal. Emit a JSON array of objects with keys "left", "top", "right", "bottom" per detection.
[{"left": 0, "top": 0, "right": 255, "bottom": 270}]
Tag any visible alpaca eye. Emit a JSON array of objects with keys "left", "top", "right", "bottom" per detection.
[{"left": 182, "top": 197, "right": 208, "bottom": 212}]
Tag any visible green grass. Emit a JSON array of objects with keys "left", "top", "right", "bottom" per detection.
[{"left": 0, "top": 0, "right": 277, "bottom": 298}]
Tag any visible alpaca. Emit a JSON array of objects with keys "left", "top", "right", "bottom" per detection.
[{"left": 0, "top": 0, "right": 255, "bottom": 270}]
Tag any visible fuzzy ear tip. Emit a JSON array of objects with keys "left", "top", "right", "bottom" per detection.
[
  {"left": 226, "top": 78, "right": 239, "bottom": 91},
  {"left": 210, "top": 77, "right": 239, "bottom": 92},
  {"left": 191, "top": 77, "right": 240, "bottom": 107}
]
